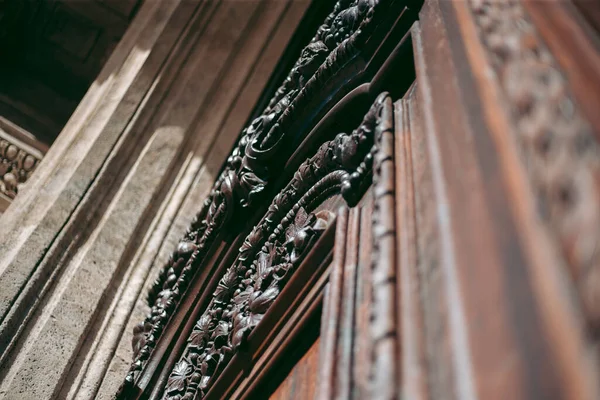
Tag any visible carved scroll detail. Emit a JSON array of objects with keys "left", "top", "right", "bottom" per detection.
[
  {"left": 120, "top": 0, "right": 390, "bottom": 392},
  {"left": 470, "top": 0, "right": 600, "bottom": 329},
  {"left": 160, "top": 93, "right": 390, "bottom": 400}
]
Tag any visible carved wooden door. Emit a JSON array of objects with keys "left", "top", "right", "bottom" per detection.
[{"left": 118, "top": 0, "right": 600, "bottom": 399}]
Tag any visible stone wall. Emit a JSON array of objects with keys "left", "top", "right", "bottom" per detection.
[{"left": 0, "top": 1, "right": 310, "bottom": 398}]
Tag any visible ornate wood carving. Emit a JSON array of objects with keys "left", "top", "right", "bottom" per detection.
[
  {"left": 368, "top": 94, "right": 398, "bottom": 399},
  {"left": 316, "top": 93, "right": 396, "bottom": 400},
  {"left": 225, "top": 213, "right": 336, "bottom": 399},
  {"left": 0, "top": 118, "right": 45, "bottom": 210},
  {"left": 469, "top": 0, "right": 600, "bottom": 331},
  {"left": 164, "top": 208, "right": 334, "bottom": 400},
  {"left": 160, "top": 93, "right": 390, "bottom": 400},
  {"left": 412, "top": 0, "right": 600, "bottom": 397},
  {"left": 121, "top": 0, "right": 394, "bottom": 393}
]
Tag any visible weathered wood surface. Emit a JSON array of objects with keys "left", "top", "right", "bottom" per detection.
[
  {"left": 0, "top": 0, "right": 598, "bottom": 399},
  {"left": 404, "top": 0, "right": 600, "bottom": 399},
  {"left": 318, "top": 1, "right": 600, "bottom": 399}
]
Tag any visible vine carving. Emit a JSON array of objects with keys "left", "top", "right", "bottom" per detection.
[
  {"left": 120, "top": 0, "right": 391, "bottom": 393},
  {"left": 161, "top": 93, "right": 390, "bottom": 400}
]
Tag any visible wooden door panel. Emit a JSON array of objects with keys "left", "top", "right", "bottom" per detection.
[
  {"left": 118, "top": 0, "right": 420, "bottom": 397},
  {"left": 116, "top": 0, "right": 600, "bottom": 399},
  {"left": 411, "top": 1, "right": 600, "bottom": 399}
]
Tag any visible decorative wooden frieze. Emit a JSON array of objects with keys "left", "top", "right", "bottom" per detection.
[
  {"left": 316, "top": 93, "right": 397, "bottom": 400},
  {"left": 0, "top": 118, "right": 45, "bottom": 210},
  {"left": 368, "top": 94, "right": 398, "bottom": 399},
  {"left": 164, "top": 208, "right": 335, "bottom": 399},
  {"left": 120, "top": 0, "right": 399, "bottom": 394},
  {"left": 412, "top": 0, "right": 600, "bottom": 397},
  {"left": 161, "top": 93, "right": 390, "bottom": 400},
  {"left": 469, "top": 0, "right": 600, "bottom": 331}
]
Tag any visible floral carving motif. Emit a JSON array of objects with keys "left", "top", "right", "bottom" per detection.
[
  {"left": 167, "top": 361, "right": 192, "bottom": 394},
  {"left": 119, "top": 0, "right": 390, "bottom": 394},
  {"left": 161, "top": 93, "right": 390, "bottom": 399},
  {"left": 162, "top": 208, "right": 335, "bottom": 400}
]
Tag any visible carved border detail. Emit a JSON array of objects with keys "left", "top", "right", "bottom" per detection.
[
  {"left": 160, "top": 93, "right": 390, "bottom": 400},
  {"left": 0, "top": 120, "right": 44, "bottom": 206},
  {"left": 121, "top": 0, "right": 393, "bottom": 392},
  {"left": 368, "top": 95, "right": 398, "bottom": 399},
  {"left": 315, "top": 93, "right": 395, "bottom": 400},
  {"left": 469, "top": 0, "right": 600, "bottom": 329}
]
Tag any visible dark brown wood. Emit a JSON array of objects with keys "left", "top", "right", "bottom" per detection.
[
  {"left": 315, "top": 93, "right": 397, "bottom": 400},
  {"left": 317, "top": 207, "right": 348, "bottom": 400},
  {"left": 353, "top": 196, "right": 374, "bottom": 398},
  {"left": 317, "top": 209, "right": 348, "bottom": 399},
  {"left": 269, "top": 337, "right": 321, "bottom": 400},
  {"left": 220, "top": 217, "right": 335, "bottom": 399},
  {"left": 317, "top": 207, "right": 361, "bottom": 400},
  {"left": 395, "top": 88, "right": 429, "bottom": 400},
  {"left": 369, "top": 94, "right": 398, "bottom": 400},
  {"left": 571, "top": 0, "right": 600, "bottom": 36},
  {"left": 410, "top": 0, "right": 600, "bottom": 399},
  {"left": 335, "top": 207, "right": 360, "bottom": 400},
  {"left": 416, "top": 4, "right": 557, "bottom": 397}
]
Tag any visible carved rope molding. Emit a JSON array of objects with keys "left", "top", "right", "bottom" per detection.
[
  {"left": 469, "top": 0, "right": 600, "bottom": 329},
  {"left": 368, "top": 95, "right": 398, "bottom": 399},
  {"left": 162, "top": 93, "right": 390, "bottom": 400},
  {"left": 120, "top": 0, "right": 395, "bottom": 392}
]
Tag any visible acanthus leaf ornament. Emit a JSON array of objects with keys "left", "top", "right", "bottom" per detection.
[
  {"left": 120, "top": 0, "right": 392, "bottom": 395},
  {"left": 161, "top": 92, "right": 390, "bottom": 400}
]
